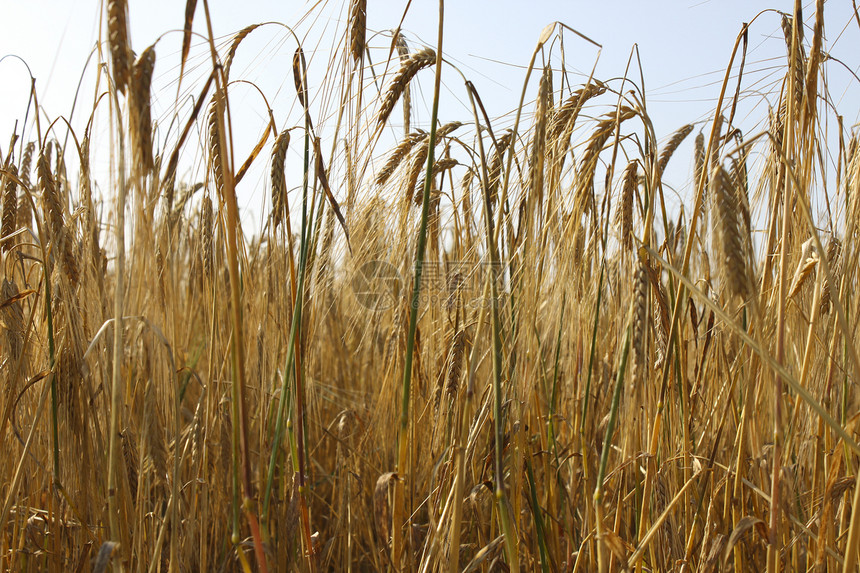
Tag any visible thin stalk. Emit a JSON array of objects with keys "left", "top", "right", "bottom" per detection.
[
  {"left": 464, "top": 65, "right": 519, "bottom": 573},
  {"left": 45, "top": 239, "right": 58, "bottom": 483},
  {"left": 525, "top": 456, "right": 550, "bottom": 573},
  {"left": 230, "top": 352, "right": 241, "bottom": 543},
  {"left": 548, "top": 295, "right": 565, "bottom": 455},
  {"left": 489, "top": 243, "right": 518, "bottom": 570},
  {"left": 646, "top": 245, "right": 859, "bottom": 453},
  {"left": 296, "top": 123, "right": 319, "bottom": 567},
  {"left": 769, "top": 6, "right": 802, "bottom": 571},
  {"left": 452, "top": 81, "right": 498, "bottom": 573},
  {"left": 107, "top": 85, "right": 127, "bottom": 556},
  {"left": 634, "top": 24, "right": 748, "bottom": 572},
  {"left": 263, "top": 123, "right": 317, "bottom": 569},
  {"left": 392, "top": 2, "right": 444, "bottom": 569},
  {"left": 595, "top": 321, "right": 632, "bottom": 573},
  {"left": 200, "top": 2, "right": 268, "bottom": 570}
]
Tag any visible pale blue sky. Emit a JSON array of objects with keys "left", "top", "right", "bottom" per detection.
[{"left": 1, "top": 1, "right": 858, "bottom": 229}]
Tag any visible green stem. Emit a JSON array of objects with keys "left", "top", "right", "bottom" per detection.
[
  {"left": 263, "top": 124, "right": 315, "bottom": 527},
  {"left": 595, "top": 322, "right": 632, "bottom": 573},
  {"left": 526, "top": 456, "right": 550, "bottom": 573},
  {"left": 393, "top": 3, "right": 444, "bottom": 567}
]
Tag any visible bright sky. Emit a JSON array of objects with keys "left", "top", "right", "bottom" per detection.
[{"left": 2, "top": 1, "right": 859, "bottom": 229}]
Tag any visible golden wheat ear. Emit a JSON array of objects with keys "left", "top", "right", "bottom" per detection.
[
  {"left": 377, "top": 48, "right": 436, "bottom": 128},
  {"left": 656, "top": 124, "right": 694, "bottom": 178},
  {"left": 618, "top": 159, "right": 638, "bottom": 254},
  {"left": 270, "top": 130, "right": 290, "bottom": 229},
  {"left": 16, "top": 142, "right": 34, "bottom": 230},
  {"left": 200, "top": 194, "right": 213, "bottom": 278},
  {"left": 207, "top": 95, "right": 225, "bottom": 196},
  {"left": 349, "top": 0, "right": 366, "bottom": 62},
  {"left": 129, "top": 46, "right": 156, "bottom": 174},
  {"left": 107, "top": 0, "right": 131, "bottom": 94},
  {"left": 710, "top": 164, "right": 749, "bottom": 302},
  {"left": 1, "top": 164, "right": 18, "bottom": 252},
  {"left": 377, "top": 131, "right": 427, "bottom": 187}
]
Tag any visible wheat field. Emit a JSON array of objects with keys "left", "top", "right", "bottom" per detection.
[{"left": 2, "top": 0, "right": 860, "bottom": 571}]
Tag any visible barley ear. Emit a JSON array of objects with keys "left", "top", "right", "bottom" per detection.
[
  {"left": 224, "top": 24, "right": 260, "bottom": 79},
  {"left": 377, "top": 48, "right": 435, "bottom": 128},
  {"left": 710, "top": 165, "right": 749, "bottom": 301},
  {"left": 129, "top": 46, "right": 156, "bottom": 174},
  {"left": 201, "top": 194, "right": 213, "bottom": 277},
  {"left": 396, "top": 34, "right": 412, "bottom": 134},
  {"left": 376, "top": 131, "right": 427, "bottom": 187},
  {"left": 630, "top": 260, "right": 649, "bottom": 397},
  {"left": 781, "top": 13, "right": 806, "bottom": 113},
  {"left": 348, "top": 0, "right": 367, "bottom": 62},
  {"left": 271, "top": 129, "right": 290, "bottom": 229},
  {"left": 1, "top": 278, "right": 24, "bottom": 362},
  {"left": 1, "top": 165, "right": 18, "bottom": 252},
  {"left": 107, "top": 0, "right": 131, "bottom": 94},
  {"left": 447, "top": 326, "right": 465, "bottom": 401},
  {"left": 578, "top": 106, "right": 636, "bottom": 212},
  {"left": 17, "top": 142, "right": 34, "bottom": 230},
  {"left": 528, "top": 66, "right": 550, "bottom": 223},
  {"left": 293, "top": 47, "right": 308, "bottom": 110},
  {"left": 819, "top": 237, "right": 842, "bottom": 315},
  {"left": 619, "top": 160, "right": 637, "bottom": 253},
  {"left": 38, "top": 143, "right": 66, "bottom": 242},
  {"left": 656, "top": 124, "right": 694, "bottom": 178},
  {"left": 208, "top": 95, "right": 224, "bottom": 195}
]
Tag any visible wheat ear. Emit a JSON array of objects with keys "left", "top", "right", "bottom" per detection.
[
  {"left": 1, "top": 165, "right": 18, "bottom": 252},
  {"left": 348, "top": 0, "right": 366, "bottom": 62},
  {"left": 271, "top": 129, "right": 290, "bottom": 229},
  {"left": 377, "top": 48, "right": 435, "bottom": 128},
  {"left": 107, "top": 0, "right": 131, "bottom": 94}
]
